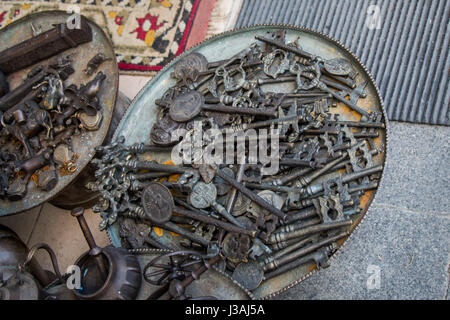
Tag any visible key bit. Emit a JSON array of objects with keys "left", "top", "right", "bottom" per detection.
[
  {"left": 263, "top": 231, "right": 348, "bottom": 271},
  {"left": 215, "top": 169, "right": 287, "bottom": 221},
  {"left": 264, "top": 243, "right": 336, "bottom": 280},
  {"left": 265, "top": 220, "right": 352, "bottom": 245},
  {"left": 189, "top": 181, "right": 248, "bottom": 229}
]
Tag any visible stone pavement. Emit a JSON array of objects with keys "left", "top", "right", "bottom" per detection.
[{"left": 276, "top": 121, "right": 450, "bottom": 300}]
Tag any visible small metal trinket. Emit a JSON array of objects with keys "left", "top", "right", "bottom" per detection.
[
  {"left": 169, "top": 90, "right": 204, "bottom": 122},
  {"left": 150, "top": 112, "right": 187, "bottom": 145},
  {"left": 53, "top": 144, "right": 73, "bottom": 167},
  {"left": 222, "top": 232, "right": 252, "bottom": 264},
  {"left": 231, "top": 192, "right": 251, "bottom": 217},
  {"left": 189, "top": 182, "right": 217, "bottom": 209},
  {"left": 84, "top": 53, "right": 111, "bottom": 75},
  {"left": 213, "top": 167, "right": 235, "bottom": 196},
  {"left": 76, "top": 111, "right": 103, "bottom": 131},
  {"left": 232, "top": 261, "right": 264, "bottom": 290},
  {"left": 172, "top": 52, "right": 208, "bottom": 83},
  {"left": 141, "top": 182, "right": 174, "bottom": 224},
  {"left": 323, "top": 58, "right": 354, "bottom": 76}
]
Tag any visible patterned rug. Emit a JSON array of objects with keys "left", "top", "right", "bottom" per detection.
[{"left": 0, "top": 0, "right": 210, "bottom": 75}]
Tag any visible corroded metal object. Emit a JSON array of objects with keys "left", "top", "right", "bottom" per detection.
[
  {"left": 172, "top": 52, "right": 208, "bottom": 84},
  {"left": 84, "top": 53, "right": 111, "bottom": 76},
  {"left": 133, "top": 248, "right": 252, "bottom": 300},
  {"left": 323, "top": 58, "right": 355, "bottom": 76},
  {"left": 0, "top": 65, "right": 105, "bottom": 201},
  {"left": 0, "top": 17, "right": 92, "bottom": 75},
  {"left": 96, "top": 25, "right": 387, "bottom": 299},
  {"left": 189, "top": 181, "right": 217, "bottom": 209},
  {"left": 167, "top": 254, "right": 223, "bottom": 300},
  {"left": 232, "top": 261, "right": 264, "bottom": 291},
  {"left": 142, "top": 250, "right": 204, "bottom": 286},
  {"left": 0, "top": 227, "right": 67, "bottom": 300},
  {"left": 71, "top": 208, "right": 142, "bottom": 300},
  {"left": 0, "top": 268, "right": 41, "bottom": 300},
  {"left": 142, "top": 182, "right": 174, "bottom": 224},
  {"left": 74, "top": 245, "right": 141, "bottom": 300},
  {"left": 150, "top": 111, "right": 187, "bottom": 146},
  {"left": 169, "top": 90, "right": 204, "bottom": 122},
  {"left": 50, "top": 92, "right": 130, "bottom": 210},
  {"left": 222, "top": 232, "right": 251, "bottom": 264},
  {"left": 213, "top": 167, "right": 234, "bottom": 196},
  {"left": 0, "top": 11, "right": 118, "bottom": 215}
]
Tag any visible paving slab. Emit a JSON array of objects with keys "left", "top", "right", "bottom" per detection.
[
  {"left": 119, "top": 75, "right": 151, "bottom": 100},
  {"left": 26, "top": 203, "right": 110, "bottom": 273},
  {"left": 0, "top": 206, "right": 42, "bottom": 244},
  {"left": 375, "top": 121, "right": 450, "bottom": 214},
  {"left": 446, "top": 263, "right": 450, "bottom": 300},
  {"left": 275, "top": 206, "right": 450, "bottom": 300}
]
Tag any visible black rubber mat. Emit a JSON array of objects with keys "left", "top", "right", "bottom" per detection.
[{"left": 236, "top": 0, "right": 450, "bottom": 125}]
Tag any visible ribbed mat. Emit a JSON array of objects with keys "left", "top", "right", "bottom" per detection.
[{"left": 236, "top": 0, "right": 450, "bottom": 125}]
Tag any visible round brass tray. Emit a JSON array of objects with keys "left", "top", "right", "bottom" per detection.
[
  {"left": 0, "top": 11, "right": 118, "bottom": 216},
  {"left": 107, "top": 25, "right": 388, "bottom": 299}
]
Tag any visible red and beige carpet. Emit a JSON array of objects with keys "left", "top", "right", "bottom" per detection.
[{"left": 0, "top": 0, "right": 242, "bottom": 76}]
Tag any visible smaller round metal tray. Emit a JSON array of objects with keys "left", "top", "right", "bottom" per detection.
[{"left": 0, "top": 11, "right": 118, "bottom": 216}]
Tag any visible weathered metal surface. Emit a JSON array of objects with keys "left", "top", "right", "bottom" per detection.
[
  {"left": 0, "top": 267, "right": 41, "bottom": 300},
  {"left": 131, "top": 248, "right": 253, "bottom": 300},
  {"left": 49, "top": 92, "right": 130, "bottom": 210},
  {"left": 0, "top": 11, "right": 118, "bottom": 216},
  {"left": 73, "top": 246, "right": 142, "bottom": 300},
  {"left": 71, "top": 208, "right": 142, "bottom": 300},
  {"left": 106, "top": 25, "right": 387, "bottom": 299},
  {"left": 141, "top": 182, "right": 174, "bottom": 224},
  {"left": 0, "top": 16, "right": 92, "bottom": 75}
]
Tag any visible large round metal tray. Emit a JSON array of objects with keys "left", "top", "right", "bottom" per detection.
[
  {"left": 0, "top": 11, "right": 118, "bottom": 216},
  {"left": 107, "top": 25, "right": 388, "bottom": 299}
]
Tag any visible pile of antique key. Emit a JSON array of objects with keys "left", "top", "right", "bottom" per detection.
[
  {"left": 89, "top": 30, "right": 385, "bottom": 294},
  {"left": 0, "top": 19, "right": 110, "bottom": 201}
]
